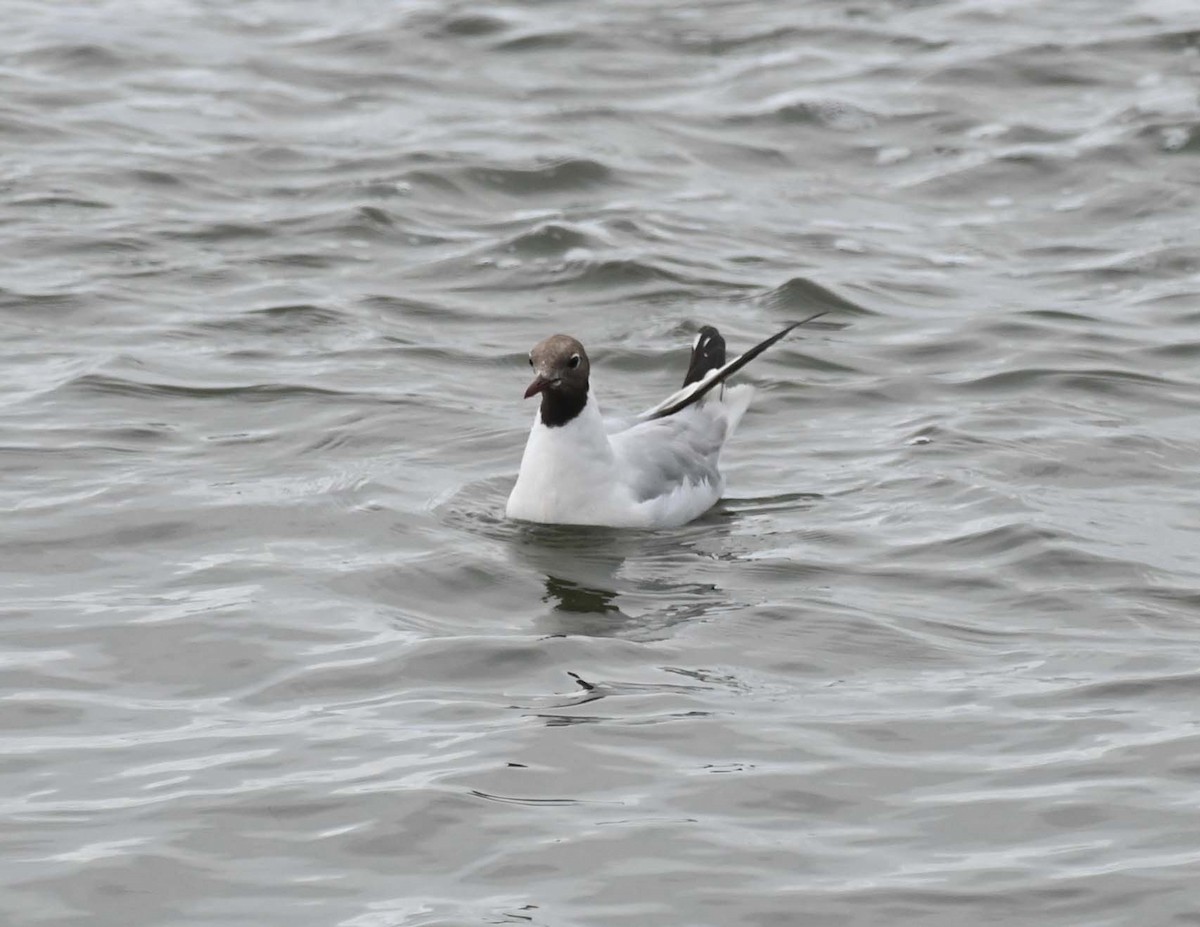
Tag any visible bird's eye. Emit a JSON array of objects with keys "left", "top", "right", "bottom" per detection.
[
  {"left": 528, "top": 356, "right": 534, "bottom": 367},
  {"left": 568, "top": 354, "right": 580, "bottom": 369}
]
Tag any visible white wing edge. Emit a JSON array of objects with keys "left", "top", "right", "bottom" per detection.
[{"left": 634, "top": 358, "right": 735, "bottom": 421}]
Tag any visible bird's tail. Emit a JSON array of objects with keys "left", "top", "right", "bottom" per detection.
[{"left": 718, "top": 383, "right": 755, "bottom": 440}]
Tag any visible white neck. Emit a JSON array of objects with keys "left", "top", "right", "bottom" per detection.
[{"left": 507, "top": 392, "right": 616, "bottom": 523}]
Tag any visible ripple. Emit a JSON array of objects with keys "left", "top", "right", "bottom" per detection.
[
  {"left": 59, "top": 373, "right": 351, "bottom": 403},
  {"left": 182, "top": 302, "right": 350, "bottom": 339},
  {"left": 953, "top": 365, "right": 1194, "bottom": 397},
  {"left": 466, "top": 158, "right": 616, "bottom": 193},
  {"left": 494, "top": 30, "right": 608, "bottom": 53},
  {"left": 761, "top": 276, "right": 873, "bottom": 316},
  {"left": 430, "top": 14, "right": 510, "bottom": 38},
  {"left": 18, "top": 43, "right": 129, "bottom": 74},
  {"left": 502, "top": 222, "right": 596, "bottom": 256},
  {"left": 11, "top": 195, "right": 111, "bottom": 210},
  {"left": 740, "top": 94, "right": 880, "bottom": 130}
]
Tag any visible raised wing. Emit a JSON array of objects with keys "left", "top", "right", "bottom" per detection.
[{"left": 637, "top": 312, "right": 827, "bottom": 421}]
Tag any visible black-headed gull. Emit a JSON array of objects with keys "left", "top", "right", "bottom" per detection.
[{"left": 506, "top": 313, "right": 826, "bottom": 528}]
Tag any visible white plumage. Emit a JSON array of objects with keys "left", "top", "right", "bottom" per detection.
[{"left": 506, "top": 381, "right": 754, "bottom": 528}]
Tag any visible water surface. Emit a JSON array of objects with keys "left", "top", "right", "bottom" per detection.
[{"left": 3, "top": 1, "right": 1200, "bottom": 924}]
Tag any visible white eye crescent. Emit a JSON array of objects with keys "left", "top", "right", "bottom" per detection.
[{"left": 568, "top": 354, "right": 580, "bottom": 369}]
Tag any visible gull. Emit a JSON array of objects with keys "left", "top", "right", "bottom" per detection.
[{"left": 506, "top": 313, "right": 826, "bottom": 528}]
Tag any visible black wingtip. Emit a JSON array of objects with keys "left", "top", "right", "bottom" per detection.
[
  {"left": 683, "top": 325, "right": 727, "bottom": 386},
  {"left": 650, "top": 311, "right": 828, "bottom": 420}
]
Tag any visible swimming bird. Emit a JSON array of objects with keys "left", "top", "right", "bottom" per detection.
[{"left": 505, "top": 313, "right": 826, "bottom": 528}]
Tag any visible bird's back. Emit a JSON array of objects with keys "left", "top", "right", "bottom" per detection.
[{"left": 608, "top": 384, "right": 754, "bottom": 525}]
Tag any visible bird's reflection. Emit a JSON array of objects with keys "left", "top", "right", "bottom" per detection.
[
  {"left": 508, "top": 512, "right": 736, "bottom": 638},
  {"left": 543, "top": 574, "right": 620, "bottom": 614}
]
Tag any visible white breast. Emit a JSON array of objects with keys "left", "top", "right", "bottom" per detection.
[{"left": 506, "top": 394, "right": 629, "bottom": 525}]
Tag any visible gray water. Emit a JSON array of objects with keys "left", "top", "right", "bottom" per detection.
[{"left": 4, "top": 1, "right": 1200, "bottom": 924}]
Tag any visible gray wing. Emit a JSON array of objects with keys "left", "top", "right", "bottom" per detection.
[{"left": 609, "top": 408, "right": 726, "bottom": 503}]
